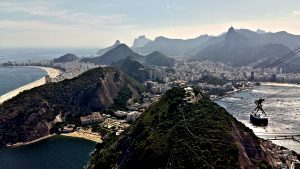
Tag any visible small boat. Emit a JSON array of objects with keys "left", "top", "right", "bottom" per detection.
[{"left": 250, "top": 112, "right": 268, "bottom": 126}]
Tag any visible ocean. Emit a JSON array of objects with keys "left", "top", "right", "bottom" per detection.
[
  {"left": 0, "top": 48, "right": 98, "bottom": 63},
  {"left": 215, "top": 84, "right": 300, "bottom": 153},
  {"left": 0, "top": 136, "right": 96, "bottom": 169},
  {"left": 0, "top": 67, "right": 47, "bottom": 96}
]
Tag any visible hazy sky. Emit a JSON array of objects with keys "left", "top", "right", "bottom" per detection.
[{"left": 0, "top": 0, "right": 300, "bottom": 48}]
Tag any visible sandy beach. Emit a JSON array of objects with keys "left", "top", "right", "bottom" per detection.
[
  {"left": 0, "top": 66, "right": 61, "bottom": 104},
  {"left": 260, "top": 82, "right": 300, "bottom": 87},
  {"left": 61, "top": 130, "right": 103, "bottom": 143}
]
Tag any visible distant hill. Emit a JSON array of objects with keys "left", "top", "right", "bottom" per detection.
[
  {"left": 53, "top": 53, "right": 79, "bottom": 63},
  {"left": 237, "top": 29, "right": 300, "bottom": 50},
  {"left": 86, "top": 44, "right": 176, "bottom": 67},
  {"left": 112, "top": 57, "right": 149, "bottom": 82},
  {"left": 96, "top": 40, "right": 121, "bottom": 56},
  {"left": 144, "top": 51, "right": 176, "bottom": 67},
  {"left": 0, "top": 67, "right": 144, "bottom": 147},
  {"left": 131, "top": 28, "right": 300, "bottom": 61},
  {"left": 192, "top": 27, "right": 298, "bottom": 69},
  {"left": 88, "top": 87, "right": 272, "bottom": 169},
  {"left": 86, "top": 44, "right": 142, "bottom": 65},
  {"left": 133, "top": 35, "right": 211, "bottom": 57},
  {"left": 132, "top": 35, "right": 151, "bottom": 48}
]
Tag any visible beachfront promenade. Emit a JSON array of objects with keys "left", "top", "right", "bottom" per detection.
[{"left": 0, "top": 66, "right": 61, "bottom": 104}]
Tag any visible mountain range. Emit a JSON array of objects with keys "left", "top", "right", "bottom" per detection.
[
  {"left": 192, "top": 27, "right": 300, "bottom": 72},
  {"left": 133, "top": 35, "right": 211, "bottom": 57},
  {"left": 127, "top": 27, "right": 300, "bottom": 72},
  {"left": 131, "top": 28, "right": 300, "bottom": 59},
  {"left": 86, "top": 44, "right": 175, "bottom": 67}
]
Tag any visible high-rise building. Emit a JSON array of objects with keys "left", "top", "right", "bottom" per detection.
[
  {"left": 138, "top": 68, "right": 145, "bottom": 83},
  {"left": 149, "top": 69, "right": 154, "bottom": 80},
  {"left": 250, "top": 71, "right": 255, "bottom": 81},
  {"left": 271, "top": 74, "right": 277, "bottom": 82}
]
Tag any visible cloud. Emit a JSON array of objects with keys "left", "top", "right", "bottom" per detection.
[
  {"left": 293, "top": 11, "right": 300, "bottom": 16},
  {"left": 0, "top": 20, "right": 75, "bottom": 32},
  {"left": 0, "top": 1, "right": 133, "bottom": 28}
]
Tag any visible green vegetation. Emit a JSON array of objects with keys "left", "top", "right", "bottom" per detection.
[
  {"left": 0, "top": 67, "right": 144, "bottom": 147},
  {"left": 113, "top": 86, "right": 133, "bottom": 110},
  {"left": 92, "top": 125, "right": 110, "bottom": 137},
  {"left": 144, "top": 51, "right": 176, "bottom": 67},
  {"left": 88, "top": 87, "right": 270, "bottom": 169},
  {"left": 112, "top": 56, "right": 149, "bottom": 82}
]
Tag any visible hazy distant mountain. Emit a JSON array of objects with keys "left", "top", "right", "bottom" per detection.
[
  {"left": 112, "top": 56, "right": 149, "bottom": 82},
  {"left": 132, "top": 28, "right": 300, "bottom": 59},
  {"left": 53, "top": 53, "right": 79, "bottom": 63},
  {"left": 144, "top": 51, "right": 176, "bottom": 67},
  {"left": 96, "top": 40, "right": 121, "bottom": 56},
  {"left": 192, "top": 27, "right": 297, "bottom": 68},
  {"left": 132, "top": 35, "right": 151, "bottom": 48},
  {"left": 237, "top": 29, "right": 300, "bottom": 50},
  {"left": 183, "top": 35, "right": 225, "bottom": 57},
  {"left": 86, "top": 44, "right": 175, "bottom": 67},
  {"left": 87, "top": 44, "right": 142, "bottom": 65},
  {"left": 256, "top": 29, "right": 267, "bottom": 34},
  {"left": 133, "top": 35, "right": 211, "bottom": 57}
]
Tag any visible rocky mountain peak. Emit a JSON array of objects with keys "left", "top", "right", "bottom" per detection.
[{"left": 132, "top": 35, "right": 151, "bottom": 48}]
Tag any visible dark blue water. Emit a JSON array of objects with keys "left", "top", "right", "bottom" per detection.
[
  {"left": 0, "top": 136, "right": 96, "bottom": 169},
  {"left": 0, "top": 67, "right": 47, "bottom": 95}
]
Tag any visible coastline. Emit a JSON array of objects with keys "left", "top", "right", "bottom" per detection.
[
  {"left": 7, "top": 131, "right": 102, "bottom": 148},
  {"left": 61, "top": 130, "right": 103, "bottom": 143},
  {"left": 260, "top": 82, "right": 300, "bottom": 87},
  {"left": 8, "top": 134, "right": 55, "bottom": 148},
  {"left": 0, "top": 66, "right": 61, "bottom": 104}
]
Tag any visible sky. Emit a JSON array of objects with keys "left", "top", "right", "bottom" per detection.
[{"left": 0, "top": 0, "right": 300, "bottom": 48}]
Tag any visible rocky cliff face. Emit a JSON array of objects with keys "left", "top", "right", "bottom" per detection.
[{"left": 0, "top": 67, "right": 144, "bottom": 147}]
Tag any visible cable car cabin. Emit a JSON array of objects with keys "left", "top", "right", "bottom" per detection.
[{"left": 250, "top": 112, "right": 268, "bottom": 126}]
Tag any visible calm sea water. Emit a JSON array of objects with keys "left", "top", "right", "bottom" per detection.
[
  {"left": 0, "top": 67, "right": 47, "bottom": 95},
  {"left": 0, "top": 48, "right": 98, "bottom": 63},
  {"left": 215, "top": 84, "right": 300, "bottom": 153},
  {"left": 0, "top": 136, "right": 96, "bottom": 169}
]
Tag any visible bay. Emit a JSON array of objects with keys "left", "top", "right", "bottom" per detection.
[
  {"left": 0, "top": 67, "right": 47, "bottom": 96},
  {"left": 215, "top": 83, "right": 300, "bottom": 153},
  {"left": 0, "top": 136, "right": 96, "bottom": 169}
]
